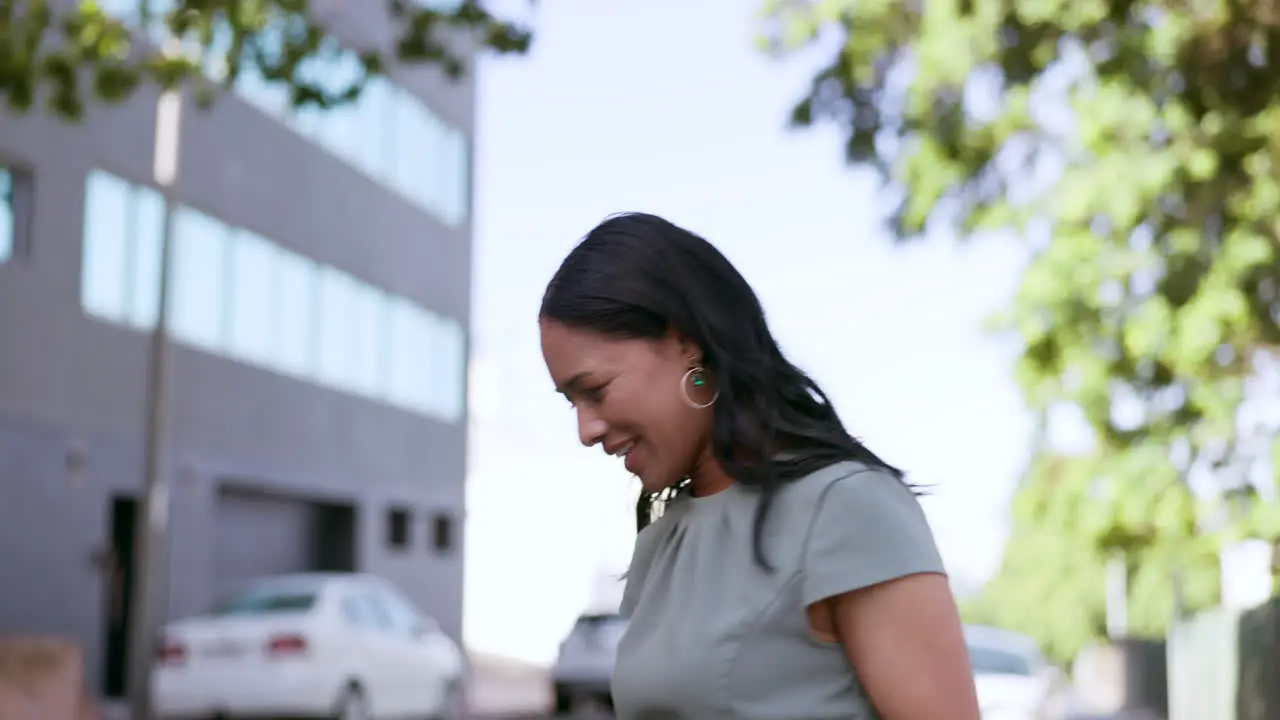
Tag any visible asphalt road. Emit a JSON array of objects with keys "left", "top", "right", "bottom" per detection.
[
  {"left": 480, "top": 715, "right": 608, "bottom": 720},
  {"left": 107, "top": 708, "right": 1124, "bottom": 720},
  {"left": 491, "top": 712, "right": 1131, "bottom": 717},
  {"left": 488, "top": 713, "right": 1129, "bottom": 720}
]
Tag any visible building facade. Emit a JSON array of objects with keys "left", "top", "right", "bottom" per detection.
[{"left": 0, "top": 0, "right": 474, "bottom": 698}]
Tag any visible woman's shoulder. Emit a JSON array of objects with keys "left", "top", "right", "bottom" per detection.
[
  {"left": 623, "top": 500, "right": 686, "bottom": 576},
  {"left": 780, "top": 459, "right": 905, "bottom": 508}
]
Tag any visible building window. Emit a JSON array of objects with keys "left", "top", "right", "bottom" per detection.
[
  {"left": 442, "top": 129, "right": 470, "bottom": 227},
  {"left": 274, "top": 248, "right": 318, "bottom": 378},
  {"left": 0, "top": 168, "right": 16, "bottom": 263},
  {"left": 352, "top": 78, "right": 395, "bottom": 180},
  {"left": 234, "top": 24, "right": 290, "bottom": 119},
  {"left": 431, "top": 513, "right": 455, "bottom": 554},
  {"left": 386, "top": 298, "right": 429, "bottom": 412},
  {"left": 386, "top": 507, "right": 411, "bottom": 550},
  {"left": 80, "top": 170, "right": 166, "bottom": 329},
  {"left": 129, "top": 190, "right": 165, "bottom": 328},
  {"left": 81, "top": 172, "right": 129, "bottom": 320},
  {"left": 434, "top": 318, "right": 468, "bottom": 422},
  {"left": 392, "top": 95, "right": 429, "bottom": 203},
  {"left": 347, "top": 281, "right": 385, "bottom": 398},
  {"left": 93, "top": 3, "right": 472, "bottom": 226},
  {"left": 225, "top": 229, "right": 280, "bottom": 366},
  {"left": 234, "top": 46, "right": 469, "bottom": 226},
  {"left": 79, "top": 169, "right": 469, "bottom": 423},
  {"left": 170, "top": 207, "right": 230, "bottom": 350},
  {"left": 316, "top": 266, "right": 357, "bottom": 389}
]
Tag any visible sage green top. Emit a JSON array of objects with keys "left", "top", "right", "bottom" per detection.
[{"left": 612, "top": 461, "right": 946, "bottom": 720}]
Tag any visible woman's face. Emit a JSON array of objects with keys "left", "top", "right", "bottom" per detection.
[{"left": 540, "top": 318, "right": 715, "bottom": 493}]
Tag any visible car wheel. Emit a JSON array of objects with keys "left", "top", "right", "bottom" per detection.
[{"left": 333, "top": 684, "right": 371, "bottom": 720}]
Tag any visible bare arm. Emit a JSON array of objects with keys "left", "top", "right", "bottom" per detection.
[{"left": 828, "top": 572, "right": 980, "bottom": 719}]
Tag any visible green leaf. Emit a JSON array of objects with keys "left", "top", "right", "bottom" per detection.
[
  {"left": 2, "top": 0, "right": 534, "bottom": 120},
  {"left": 764, "top": 0, "right": 1279, "bottom": 652}
]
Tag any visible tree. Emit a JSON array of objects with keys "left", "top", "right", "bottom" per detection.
[
  {"left": 961, "top": 452, "right": 1221, "bottom": 664},
  {"left": 0, "top": 0, "right": 532, "bottom": 120},
  {"left": 762, "top": 0, "right": 1280, "bottom": 653}
]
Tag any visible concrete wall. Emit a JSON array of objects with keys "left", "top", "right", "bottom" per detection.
[{"left": 0, "top": 1, "right": 475, "bottom": 695}]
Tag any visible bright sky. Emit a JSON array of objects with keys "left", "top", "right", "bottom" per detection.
[{"left": 463, "top": 0, "right": 1034, "bottom": 665}]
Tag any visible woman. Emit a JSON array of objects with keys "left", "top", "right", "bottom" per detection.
[{"left": 539, "top": 213, "right": 980, "bottom": 719}]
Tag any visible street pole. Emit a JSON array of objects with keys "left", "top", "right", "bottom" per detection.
[{"left": 125, "top": 70, "right": 183, "bottom": 720}]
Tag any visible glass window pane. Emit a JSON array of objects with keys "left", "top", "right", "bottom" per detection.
[
  {"left": 275, "top": 248, "right": 317, "bottom": 377},
  {"left": 81, "top": 170, "right": 131, "bottom": 322},
  {"left": 392, "top": 95, "right": 429, "bottom": 202},
  {"left": 445, "top": 129, "right": 469, "bottom": 226},
  {"left": 434, "top": 317, "right": 467, "bottom": 422},
  {"left": 291, "top": 43, "right": 357, "bottom": 143},
  {"left": 316, "top": 51, "right": 363, "bottom": 160},
  {"left": 236, "top": 65, "right": 290, "bottom": 117},
  {"left": 347, "top": 281, "right": 384, "bottom": 397},
  {"left": 457, "top": 133, "right": 471, "bottom": 224},
  {"left": 0, "top": 169, "right": 13, "bottom": 263},
  {"left": 316, "top": 266, "right": 355, "bottom": 389},
  {"left": 170, "top": 207, "right": 229, "bottom": 350},
  {"left": 291, "top": 86, "right": 324, "bottom": 140},
  {"left": 394, "top": 300, "right": 433, "bottom": 412},
  {"left": 386, "top": 298, "right": 419, "bottom": 409},
  {"left": 374, "top": 586, "right": 422, "bottom": 638},
  {"left": 373, "top": 294, "right": 393, "bottom": 398},
  {"left": 227, "top": 229, "right": 280, "bottom": 366},
  {"left": 353, "top": 79, "right": 390, "bottom": 178},
  {"left": 418, "top": 108, "right": 447, "bottom": 216},
  {"left": 352, "top": 78, "right": 393, "bottom": 179},
  {"left": 127, "top": 186, "right": 165, "bottom": 330},
  {"left": 235, "top": 25, "right": 289, "bottom": 118}
]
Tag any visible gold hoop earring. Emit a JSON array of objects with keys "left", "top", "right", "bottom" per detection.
[{"left": 680, "top": 366, "right": 719, "bottom": 410}]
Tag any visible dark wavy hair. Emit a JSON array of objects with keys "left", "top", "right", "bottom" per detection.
[{"left": 540, "top": 212, "right": 908, "bottom": 569}]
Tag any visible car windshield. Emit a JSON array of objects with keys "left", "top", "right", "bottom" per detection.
[
  {"left": 969, "top": 645, "right": 1034, "bottom": 676},
  {"left": 209, "top": 583, "right": 320, "bottom": 616}
]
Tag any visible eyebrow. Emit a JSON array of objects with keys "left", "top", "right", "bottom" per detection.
[{"left": 555, "top": 371, "right": 593, "bottom": 396}]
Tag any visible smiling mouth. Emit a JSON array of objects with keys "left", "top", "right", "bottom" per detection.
[{"left": 606, "top": 441, "right": 636, "bottom": 459}]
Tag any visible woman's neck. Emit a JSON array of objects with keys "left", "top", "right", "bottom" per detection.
[{"left": 688, "top": 451, "right": 734, "bottom": 497}]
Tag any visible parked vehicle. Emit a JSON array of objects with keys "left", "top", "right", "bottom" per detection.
[
  {"left": 966, "top": 624, "right": 1064, "bottom": 720},
  {"left": 550, "top": 612, "right": 627, "bottom": 714},
  {"left": 548, "top": 614, "right": 1063, "bottom": 719},
  {"left": 151, "top": 572, "right": 463, "bottom": 720}
]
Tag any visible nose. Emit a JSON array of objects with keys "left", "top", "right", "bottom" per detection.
[{"left": 576, "top": 404, "right": 608, "bottom": 448}]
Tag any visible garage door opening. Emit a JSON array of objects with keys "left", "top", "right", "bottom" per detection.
[{"left": 212, "top": 488, "right": 356, "bottom": 599}]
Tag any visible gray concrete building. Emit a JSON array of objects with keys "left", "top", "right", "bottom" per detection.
[{"left": 0, "top": 0, "right": 474, "bottom": 699}]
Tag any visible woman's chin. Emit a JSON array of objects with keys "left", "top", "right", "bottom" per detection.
[{"left": 638, "top": 473, "right": 677, "bottom": 495}]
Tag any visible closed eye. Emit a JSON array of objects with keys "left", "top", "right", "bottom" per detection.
[{"left": 566, "top": 384, "right": 608, "bottom": 408}]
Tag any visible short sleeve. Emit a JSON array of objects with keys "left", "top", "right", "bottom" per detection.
[{"left": 800, "top": 469, "right": 946, "bottom": 608}]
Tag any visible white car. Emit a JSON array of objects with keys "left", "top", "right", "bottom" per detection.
[
  {"left": 966, "top": 624, "right": 1063, "bottom": 720},
  {"left": 152, "top": 572, "right": 464, "bottom": 720},
  {"left": 550, "top": 613, "right": 627, "bottom": 714}
]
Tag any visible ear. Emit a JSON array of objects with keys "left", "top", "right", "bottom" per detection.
[{"left": 664, "top": 327, "right": 704, "bottom": 366}]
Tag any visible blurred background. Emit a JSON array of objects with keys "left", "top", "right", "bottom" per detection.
[{"left": 0, "top": 0, "right": 1278, "bottom": 719}]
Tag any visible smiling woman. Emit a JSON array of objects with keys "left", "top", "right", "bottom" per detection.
[{"left": 537, "top": 212, "right": 981, "bottom": 720}]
